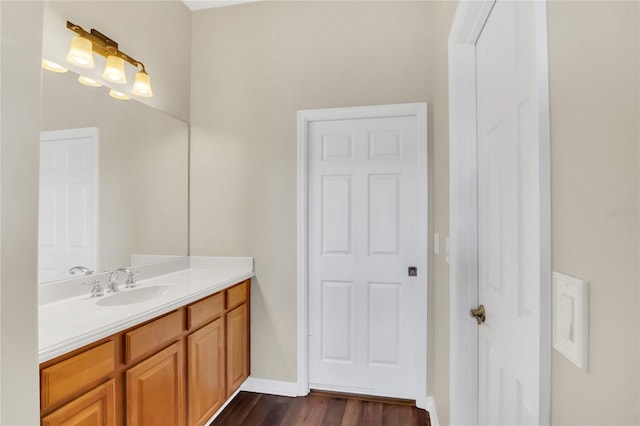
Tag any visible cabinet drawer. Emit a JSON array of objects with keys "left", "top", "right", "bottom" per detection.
[
  {"left": 41, "top": 341, "right": 115, "bottom": 411},
  {"left": 226, "top": 281, "right": 248, "bottom": 310},
  {"left": 42, "top": 379, "right": 116, "bottom": 426},
  {"left": 125, "top": 310, "right": 183, "bottom": 363},
  {"left": 188, "top": 292, "right": 224, "bottom": 331}
]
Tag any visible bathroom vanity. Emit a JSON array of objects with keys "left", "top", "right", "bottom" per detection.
[{"left": 38, "top": 257, "right": 253, "bottom": 426}]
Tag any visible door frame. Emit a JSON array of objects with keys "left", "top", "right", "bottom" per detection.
[
  {"left": 297, "top": 103, "right": 429, "bottom": 407},
  {"left": 39, "top": 126, "right": 100, "bottom": 277},
  {"left": 448, "top": 1, "right": 551, "bottom": 425}
]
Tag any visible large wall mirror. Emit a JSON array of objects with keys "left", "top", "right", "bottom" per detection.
[{"left": 39, "top": 69, "right": 188, "bottom": 284}]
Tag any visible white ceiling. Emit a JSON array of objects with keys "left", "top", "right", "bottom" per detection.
[{"left": 181, "top": 0, "right": 259, "bottom": 11}]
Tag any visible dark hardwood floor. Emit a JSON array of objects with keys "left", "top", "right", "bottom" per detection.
[{"left": 211, "top": 391, "right": 431, "bottom": 426}]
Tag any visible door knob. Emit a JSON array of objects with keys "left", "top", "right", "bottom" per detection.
[{"left": 470, "top": 304, "right": 486, "bottom": 325}]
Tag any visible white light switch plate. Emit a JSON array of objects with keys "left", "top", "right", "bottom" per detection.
[
  {"left": 553, "top": 272, "right": 589, "bottom": 371},
  {"left": 434, "top": 233, "right": 440, "bottom": 255}
]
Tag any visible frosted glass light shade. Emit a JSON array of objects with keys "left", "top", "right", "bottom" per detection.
[
  {"left": 132, "top": 71, "right": 153, "bottom": 97},
  {"left": 65, "top": 36, "right": 95, "bottom": 68},
  {"left": 109, "top": 89, "right": 130, "bottom": 100},
  {"left": 42, "top": 59, "right": 68, "bottom": 73},
  {"left": 103, "top": 56, "right": 127, "bottom": 84},
  {"left": 78, "top": 76, "right": 103, "bottom": 87}
]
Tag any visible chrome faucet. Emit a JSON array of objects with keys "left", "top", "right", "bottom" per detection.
[
  {"left": 82, "top": 279, "right": 103, "bottom": 297},
  {"left": 107, "top": 268, "right": 136, "bottom": 293},
  {"left": 69, "top": 266, "right": 93, "bottom": 276}
]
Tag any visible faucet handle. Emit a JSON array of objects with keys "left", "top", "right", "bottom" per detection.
[
  {"left": 82, "top": 279, "right": 97, "bottom": 287},
  {"left": 125, "top": 270, "right": 138, "bottom": 288},
  {"left": 82, "top": 279, "right": 104, "bottom": 297}
]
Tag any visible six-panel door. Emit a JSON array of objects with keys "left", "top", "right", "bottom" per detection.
[
  {"left": 476, "top": 2, "right": 545, "bottom": 423},
  {"left": 308, "top": 115, "right": 422, "bottom": 398},
  {"left": 39, "top": 129, "right": 98, "bottom": 283}
]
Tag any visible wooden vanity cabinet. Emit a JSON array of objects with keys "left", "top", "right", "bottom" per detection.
[{"left": 39, "top": 279, "right": 250, "bottom": 426}]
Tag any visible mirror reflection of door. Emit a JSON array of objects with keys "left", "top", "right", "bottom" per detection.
[{"left": 39, "top": 127, "right": 98, "bottom": 283}]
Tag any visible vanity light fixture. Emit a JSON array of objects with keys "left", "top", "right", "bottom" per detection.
[
  {"left": 65, "top": 35, "right": 95, "bottom": 68},
  {"left": 41, "top": 59, "right": 68, "bottom": 73},
  {"left": 78, "top": 75, "right": 103, "bottom": 88},
  {"left": 65, "top": 21, "right": 153, "bottom": 96},
  {"left": 109, "top": 89, "right": 130, "bottom": 101},
  {"left": 132, "top": 71, "right": 153, "bottom": 97},
  {"left": 103, "top": 55, "right": 127, "bottom": 83}
]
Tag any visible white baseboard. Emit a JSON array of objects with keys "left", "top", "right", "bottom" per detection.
[
  {"left": 422, "top": 397, "right": 439, "bottom": 426},
  {"left": 240, "top": 376, "right": 299, "bottom": 397}
]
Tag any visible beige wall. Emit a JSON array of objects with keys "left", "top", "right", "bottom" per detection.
[
  {"left": 40, "top": 70, "right": 189, "bottom": 275},
  {"left": 548, "top": 2, "right": 639, "bottom": 424},
  {"left": 189, "top": 1, "right": 455, "bottom": 422},
  {"left": 431, "top": 3, "right": 455, "bottom": 422},
  {"left": 0, "top": 2, "right": 43, "bottom": 424},
  {"left": 42, "top": 1, "right": 191, "bottom": 121}
]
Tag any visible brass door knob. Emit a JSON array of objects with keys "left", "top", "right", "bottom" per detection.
[{"left": 470, "top": 305, "right": 486, "bottom": 325}]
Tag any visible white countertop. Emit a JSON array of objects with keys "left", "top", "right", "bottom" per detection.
[{"left": 38, "top": 257, "right": 254, "bottom": 363}]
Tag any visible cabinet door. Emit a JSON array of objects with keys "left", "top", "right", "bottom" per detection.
[
  {"left": 226, "top": 303, "right": 249, "bottom": 396},
  {"left": 188, "top": 317, "right": 226, "bottom": 426},
  {"left": 126, "top": 342, "right": 184, "bottom": 426},
  {"left": 41, "top": 379, "right": 116, "bottom": 426}
]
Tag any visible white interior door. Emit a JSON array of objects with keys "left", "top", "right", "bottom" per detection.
[
  {"left": 476, "top": 1, "right": 545, "bottom": 424},
  {"left": 308, "top": 112, "right": 424, "bottom": 400},
  {"left": 39, "top": 128, "right": 98, "bottom": 283}
]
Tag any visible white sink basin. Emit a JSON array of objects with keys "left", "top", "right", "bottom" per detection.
[{"left": 96, "top": 285, "right": 175, "bottom": 307}]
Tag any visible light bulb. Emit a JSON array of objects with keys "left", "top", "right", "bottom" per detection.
[
  {"left": 78, "top": 76, "right": 103, "bottom": 87},
  {"left": 109, "top": 89, "right": 130, "bottom": 100},
  {"left": 103, "top": 56, "right": 127, "bottom": 84},
  {"left": 132, "top": 71, "right": 153, "bottom": 98},
  {"left": 42, "top": 59, "right": 68, "bottom": 73},
  {"left": 65, "top": 36, "right": 95, "bottom": 69}
]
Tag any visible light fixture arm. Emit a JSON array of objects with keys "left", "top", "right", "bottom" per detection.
[{"left": 66, "top": 21, "right": 148, "bottom": 74}]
